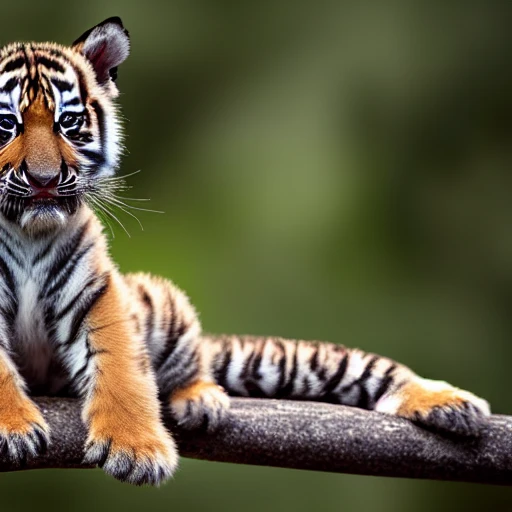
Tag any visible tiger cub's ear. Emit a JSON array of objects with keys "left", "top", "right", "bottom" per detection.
[{"left": 73, "top": 17, "right": 130, "bottom": 88}]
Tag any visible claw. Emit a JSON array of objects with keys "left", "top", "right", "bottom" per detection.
[
  {"left": 170, "top": 382, "right": 230, "bottom": 432},
  {"left": 83, "top": 432, "right": 178, "bottom": 486},
  {"left": 0, "top": 422, "right": 50, "bottom": 464}
]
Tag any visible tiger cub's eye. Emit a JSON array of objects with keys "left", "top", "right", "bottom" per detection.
[
  {"left": 0, "top": 114, "right": 18, "bottom": 144},
  {"left": 0, "top": 116, "right": 16, "bottom": 131}
]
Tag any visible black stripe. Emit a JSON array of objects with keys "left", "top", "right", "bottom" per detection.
[
  {"left": 37, "top": 57, "right": 65, "bottom": 74},
  {"left": 73, "top": 64, "right": 89, "bottom": 107},
  {"left": 241, "top": 347, "right": 258, "bottom": 380},
  {"left": 301, "top": 376, "right": 311, "bottom": 396},
  {"left": 154, "top": 295, "right": 179, "bottom": 369},
  {"left": 90, "top": 100, "right": 106, "bottom": 150},
  {"left": 2, "top": 57, "right": 26, "bottom": 73},
  {"left": 357, "top": 386, "right": 370, "bottom": 409},
  {"left": 322, "top": 353, "right": 349, "bottom": 396},
  {"left": 275, "top": 340, "right": 287, "bottom": 393},
  {"left": 338, "top": 355, "right": 379, "bottom": 406},
  {"left": 0, "top": 306, "right": 16, "bottom": 330},
  {"left": 156, "top": 339, "right": 178, "bottom": 370},
  {"left": 156, "top": 325, "right": 190, "bottom": 373},
  {"left": 51, "top": 78, "right": 73, "bottom": 93},
  {"left": 164, "top": 293, "right": 186, "bottom": 343},
  {"left": 47, "top": 242, "right": 94, "bottom": 297},
  {"left": 45, "top": 222, "right": 89, "bottom": 287},
  {"left": 0, "top": 336, "right": 9, "bottom": 350},
  {"left": 0, "top": 254, "right": 16, "bottom": 294},
  {"left": 166, "top": 291, "right": 177, "bottom": 340},
  {"left": 175, "top": 322, "right": 186, "bottom": 340},
  {"left": 0, "top": 254, "right": 18, "bottom": 325},
  {"left": 357, "top": 355, "right": 379, "bottom": 385},
  {"left": 212, "top": 340, "right": 232, "bottom": 388},
  {"left": 0, "top": 78, "right": 17, "bottom": 94},
  {"left": 277, "top": 343, "right": 298, "bottom": 398},
  {"left": 139, "top": 287, "right": 154, "bottom": 338},
  {"left": 244, "top": 380, "right": 268, "bottom": 398},
  {"left": 64, "top": 278, "right": 109, "bottom": 346},
  {"left": 0, "top": 224, "right": 22, "bottom": 267},
  {"left": 74, "top": 132, "right": 94, "bottom": 145},
  {"left": 55, "top": 277, "right": 100, "bottom": 322},
  {"left": 72, "top": 360, "right": 89, "bottom": 383},
  {"left": 43, "top": 303, "right": 56, "bottom": 339},
  {"left": 0, "top": 237, "right": 22, "bottom": 267},
  {"left": 80, "top": 149, "right": 106, "bottom": 167},
  {"left": 252, "top": 347, "right": 264, "bottom": 380},
  {"left": 310, "top": 345, "right": 319, "bottom": 371},
  {"left": 32, "top": 234, "right": 59, "bottom": 265},
  {"left": 158, "top": 350, "right": 199, "bottom": 395},
  {"left": 62, "top": 97, "right": 81, "bottom": 107},
  {"left": 371, "top": 364, "right": 397, "bottom": 406},
  {"left": 71, "top": 343, "right": 108, "bottom": 390}
]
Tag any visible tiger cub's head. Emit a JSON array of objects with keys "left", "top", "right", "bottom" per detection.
[{"left": 0, "top": 17, "right": 129, "bottom": 234}]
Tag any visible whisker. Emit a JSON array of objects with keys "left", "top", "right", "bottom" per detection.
[
  {"left": 103, "top": 169, "right": 142, "bottom": 181},
  {"left": 87, "top": 196, "right": 131, "bottom": 237},
  {"left": 112, "top": 197, "right": 151, "bottom": 202},
  {"left": 103, "top": 195, "right": 163, "bottom": 214},
  {"left": 101, "top": 197, "right": 144, "bottom": 231},
  {"left": 53, "top": 192, "right": 81, "bottom": 197},
  {"left": 57, "top": 185, "right": 78, "bottom": 193},
  {"left": 91, "top": 204, "right": 115, "bottom": 239}
]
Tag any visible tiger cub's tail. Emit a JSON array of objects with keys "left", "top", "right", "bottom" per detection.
[{"left": 202, "top": 334, "right": 490, "bottom": 436}]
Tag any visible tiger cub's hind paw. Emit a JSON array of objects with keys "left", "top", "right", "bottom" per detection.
[
  {"left": 169, "top": 381, "right": 230, "bottom": 432},
  {"left": 376, "top": 378, "right": 490, "bottom": 437}
]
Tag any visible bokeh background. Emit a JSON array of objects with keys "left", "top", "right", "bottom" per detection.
[{"left": 2, "top": 1, "right": 512, "bottom": 510}]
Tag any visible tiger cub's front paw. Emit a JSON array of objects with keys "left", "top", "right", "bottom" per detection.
[
  {"left": 0, "top": 399, "right": 50, "bottom": 464},
  {"left": 83, "top": 424, "right": 178, "bottom": 486},
  {"left": 169, "top": 381, "right": 230, "bottom": 432},
  {"left": 376, "top": 378, "right": 490, "bottom": 436}
]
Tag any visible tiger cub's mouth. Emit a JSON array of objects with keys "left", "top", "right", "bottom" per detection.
[
  {"left": 2, "top": 182, "right": 82, "bottom": 232},
  {"left": 17, "top": 195, "right": 81, "bottom": 233},
  {"left": 23, "top": 172, "right": 80, "bottom": 221},
  {"left": 0, "top": 163, "right": 83, "bottom": 231}
]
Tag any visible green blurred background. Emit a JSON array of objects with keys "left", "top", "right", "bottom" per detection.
[{"left": 2, "top": 0, "right": 512, "bottom": 510}]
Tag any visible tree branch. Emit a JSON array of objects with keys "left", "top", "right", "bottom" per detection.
[{"left": 0, "top": 397, "right": 510, "bottom": 485}]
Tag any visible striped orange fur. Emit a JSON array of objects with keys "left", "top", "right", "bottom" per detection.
[{"left": 0, "top": 18, "right": 491, "bottom": 485}]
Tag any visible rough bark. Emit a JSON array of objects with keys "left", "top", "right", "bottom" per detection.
[{"left": 0, "top": 397, "right": 510, "bottom": 486}]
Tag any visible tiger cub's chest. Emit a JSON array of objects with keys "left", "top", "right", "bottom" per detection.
[
  {"left": 0, "top": 211, "right": 105, "bottom": 394},
  {"left": 12, "top": 273, "right": 65, "bottom": 393},
  {"left": 10, "top": 249, "right": 94, "bottom": 395}
]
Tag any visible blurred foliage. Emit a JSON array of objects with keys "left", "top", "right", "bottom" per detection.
[{"left": 1, "top": 0, "right": 512, "bottom": 510}]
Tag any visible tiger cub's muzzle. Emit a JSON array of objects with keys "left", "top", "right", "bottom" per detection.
[{"left": 20, "top": 160, "right": 74, "bottom": 200}]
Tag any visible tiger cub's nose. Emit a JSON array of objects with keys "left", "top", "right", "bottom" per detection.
[
  {"left": 21, "top": 160, "right": 66, "bottom": 189},
  {"left": 25, "top": 172, "right": 60, "bottom": 189}
]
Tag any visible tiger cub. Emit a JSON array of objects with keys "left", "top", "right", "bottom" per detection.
[{"left": 0, "top": 17, "right": 490, "bottom": 485}]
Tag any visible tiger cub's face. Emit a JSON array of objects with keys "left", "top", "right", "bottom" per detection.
[{"left": 0, "top": 18, "right": 130, "bottom": 234}]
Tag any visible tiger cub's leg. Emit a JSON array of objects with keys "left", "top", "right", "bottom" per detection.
[
  {"left": 0, "top": 347, "right": 49, "bottom": 462},
  {"left": 124, "top": 273, "right": 229, "bottom": 432},
  {"left": 205, "top": 336, "right": 490, "bottom": 436},
  {"left": 81, "top": 273, "right": 178, "bottom": 485}
]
